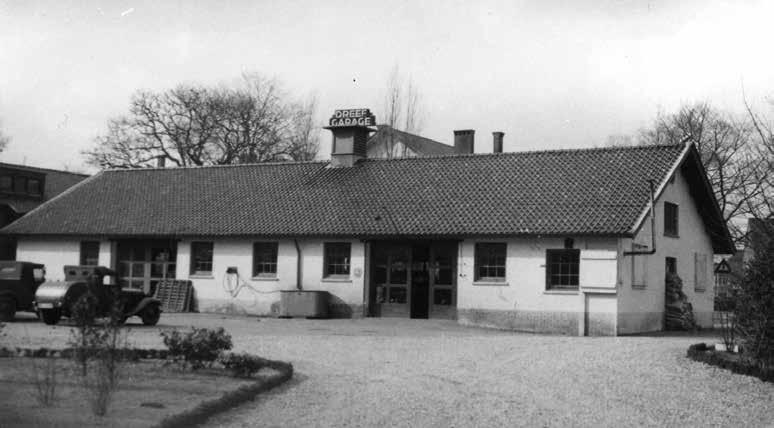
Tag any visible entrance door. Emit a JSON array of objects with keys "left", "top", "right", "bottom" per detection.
[
  {"left": 369, "top": 241, "right": 458, "bottom": 319},
  {"left": 370, "top": 243, "right": 410, "bottom": 317},
  {"left": 410, "top": 244, "right": 430, "bottom": 319},
  {"left": 116, "top": 240, "right": 177, "bottom": 295}
]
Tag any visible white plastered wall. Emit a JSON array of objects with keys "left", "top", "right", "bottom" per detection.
[
  {"left": 617, "top": 166, "right": 715, "bottom": 334},
  {"left": 16, "top": 238, "right": 114, "bottom": 281},
  {"left": 457, "top": 236, "right": 619, "bottom": 335},
  {"left": 177, "top": 238, "right": 365, "bottom": 316}
]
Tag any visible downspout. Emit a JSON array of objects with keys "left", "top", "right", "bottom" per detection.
[
  {"left": 293, "top": 239, "right": 303, "bottom": 290},
  {"left": 624, "top": 179, "right": 657, "bottom": 256}
]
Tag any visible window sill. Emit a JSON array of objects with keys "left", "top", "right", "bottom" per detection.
[
  {"left": 544, "top": 289, "right": 579, "bottom": 295},
  {"left": 632, "top": 284, "right": 647, "bottom": 290},
  {"left": 664, "top": 233, "right": 680, "bottom": 239},
  {"left": 473, "top": 281, "right": 509, "bottom": 286},
  {"left": 321, "top": 277, "right": 352, "bottom": 283},
  {"left": 695, "top": 288, "right": 706, "bottom": 293},
  {"left": 189, "top": 274, "right": 214, "bottom": 279},
  {"left": 251, "top": 276, "right": 279, "bottom": 282}
]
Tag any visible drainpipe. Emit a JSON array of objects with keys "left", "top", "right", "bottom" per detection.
[
  {"left": 293, "top": 239, "right": 303, "bottom": 290},
  {"left": 624, "top": 179, "right": 657, "bottom": 256}
]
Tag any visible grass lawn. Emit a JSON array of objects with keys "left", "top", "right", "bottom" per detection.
[{"left": 0, "top": 357, "right": 277, "bottom": 428}]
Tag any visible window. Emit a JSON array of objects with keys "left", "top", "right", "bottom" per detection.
[
  {"left": 665, "top": 257, "right": 677, "bottom": 276},
  {"left": 0, "top": 176, "right": 11, "bottom": 191},
  {"left": 474, "top": 243, "right": 506, "bottom": 281},
  {"left": 79, "top": 241, "right": 100, "bottom": 266},
  {"left": 13, "top": 176, "right": 26, "bottom": 194},
  {"left": 253, "top": 242, "right": 278, "bottom": 277},
  {"left": 324, "top": 242, "right": 351, "bottom": 278},
  {"left": 27, "top": 178, "right": 41, "bottom": 195},
  {"left": 546, "top": 249, "right": 580, "bottom": 289},
  {"left": 664, "top": 202, "right": 679, "bottom": 237},
  {"left": 190, "top": 242, "right": 214, "bottom": 275}
]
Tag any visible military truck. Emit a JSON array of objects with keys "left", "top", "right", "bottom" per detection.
[
  {"left": 34, "top": 265, "right": 162, "bottom": 326},
  {"left": 0, "top": 261, "right": 46, "bottom": 321}
]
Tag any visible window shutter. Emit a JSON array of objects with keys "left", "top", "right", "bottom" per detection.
[
  {"left": 694, "top": 253, "right": 708, "bottom": 292},
  {"left": 579, "top": 250, "right": 618, "bottom": 289}
]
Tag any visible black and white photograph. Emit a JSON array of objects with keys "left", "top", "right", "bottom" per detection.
[{"left": 0, "top": 1, "right": 773, "bottom": 426}]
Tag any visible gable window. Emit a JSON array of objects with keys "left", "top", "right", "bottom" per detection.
[
  {"left": 546, "top": 249, "right": 580, "bottom": 290},
  {"left": 664, "top": 202, "right": 679, "bottom": 237},
  {"left": 253, "top": 242, "right": 278, "bottom": 277},
  {"left": 80, "top": 241, "right": 100, "bottom": 266},
  {"left": 190, "top": 242, "right": 214, "bottom": 275},
  {"left": 324, "top": 242, "right": 351, "bottom": 278},
  {"left": 474, "top": 243, "right": 507, "bottom": 282}
]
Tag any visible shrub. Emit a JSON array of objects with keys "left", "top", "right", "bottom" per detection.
[
  {"left": 67, "top": 291, "right": 128, "bottom": 416},
  {"left": 29, "top": 357, "right": 58, "bottom": 406},
  {"left": 161, "top": 327, "right": 233, "bottom": 370},
  {"left": 734, "top": 241, "right": 774, "bottom": 370},
  {"left": 220, "top": 353, "right": 269, "bottom": 378}
]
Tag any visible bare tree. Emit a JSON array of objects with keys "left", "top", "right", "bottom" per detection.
[
  {"left": 84, "top": 73, "right": 319, "bottom": 168},
  {"left": 638, "top": 102, "right": 766, "bottom": 244},
  {"left": 744, "top": 97, "right": 774, "bottom": 223},
  {"left": 380, "top": 65, "right": 425, "bottom": 158}
]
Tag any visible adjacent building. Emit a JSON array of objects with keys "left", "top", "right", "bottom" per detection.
[
  {"left": 0, "top": 113, "right": 734, "bottom": 335},
  {"left": 0, "top": 162, "right": 88, "bottom": 259}
]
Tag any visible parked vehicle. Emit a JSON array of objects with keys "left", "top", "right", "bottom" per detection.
[
  {"left": 0, "top": 261, "right": 46, "bottom": 321},
  {"left": 34, "top": 265, "right": 162, "bottom": 326}
]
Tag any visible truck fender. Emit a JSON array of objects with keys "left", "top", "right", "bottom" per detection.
[{"left": 126, "top": 297, "right": 162, "bottom": 316}]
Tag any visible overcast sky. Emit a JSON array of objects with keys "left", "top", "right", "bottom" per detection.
[{"left": 1, "top": 0, "right": 773, "bottom": 172}]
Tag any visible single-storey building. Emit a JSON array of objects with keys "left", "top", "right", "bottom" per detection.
[{"left": 0, "top": 112, "right": 734, "bottom": 335}]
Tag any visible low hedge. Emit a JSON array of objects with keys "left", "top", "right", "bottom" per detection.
[
  {"left": 0, "top": 346, "right": 170, "bottom": 360},
  {"left": 153, "top": 359, "right": 293, "bottom": 428},
  {"left": 687, "top": 343, "right": 774, "bottom": 383}
]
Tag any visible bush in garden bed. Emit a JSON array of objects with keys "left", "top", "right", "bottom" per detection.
[
  {"left": 161, "top": 327, "right": 233, "bottom": 370},
  {"left": 687, "top": 343, "right": 774, "bottom": 383},
  {"left": 219, "top": 352, "right": 271, "bottom": 378}
]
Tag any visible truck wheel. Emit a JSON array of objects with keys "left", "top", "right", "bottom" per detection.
[
  {"left": 40, "top": 309, "right": 61, "bottom": 325},
  {"left": 141, "top": 305, "right": 160, "bottom": 326},
  {"left": 0, "top": 297, "right": 15, "bottom": 322}
]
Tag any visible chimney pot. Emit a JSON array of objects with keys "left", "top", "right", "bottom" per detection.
[
  {"left": 492, "top": 131, "right": 504, "bottom": 153},
  {"left": 454, "top": 130, "right": 475, "bottom": 154}
]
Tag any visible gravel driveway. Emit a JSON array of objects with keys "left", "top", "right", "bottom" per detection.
[{"left": 3, "top": 313, "right": 773, "bottom": 427}]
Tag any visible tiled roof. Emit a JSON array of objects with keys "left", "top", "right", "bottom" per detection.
[
  {"left": 3, "top": 143, "right": 691, "bottom": 240},
  {"left": 0, "top": 163, "right": 88, "bottom": 213},
  {"left": 367, "top": 125, "right": 456, "bottom": 156}
]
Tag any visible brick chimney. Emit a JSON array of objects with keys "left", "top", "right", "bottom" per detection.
[
  {"left": 492, "top": 131, "right": 504, "bottom": 153},
  {"left": 454, "top": 130, "right": 475, "bottom": 154},
  {"left": 325, "top": 108, "right": 376, "bottom": 167}
]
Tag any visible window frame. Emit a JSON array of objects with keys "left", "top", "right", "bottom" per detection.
[
  {"left": 79, "top": 241, "right": 100, "bottom": 266},
  {"left": 323, "top": 242, "right": 351, "bottom": 279},
  {"left": 474, "top": 242, "right": 507, "bottom": 282},
  {"left": 664, "top": 202, "right": 679, "bottom": 237},
  {"left": 252, "top": 242, "right": 279, "bottom": 278},
  {"left": 545, "top": 248, "right": 581, "bottom": 290},
  {"left": 189, "top": 241, "right": 214, "bottom": 276}
]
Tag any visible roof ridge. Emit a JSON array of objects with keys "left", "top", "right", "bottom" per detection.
[
  {"left": 103, "top": 159, "right": 329, "bottom": 173},
  {"left": 360, "top": 142, "right": 685, "bottom": 163},
  {"left": 0, "top": 162, "right": 90, "bottom": 177}
]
